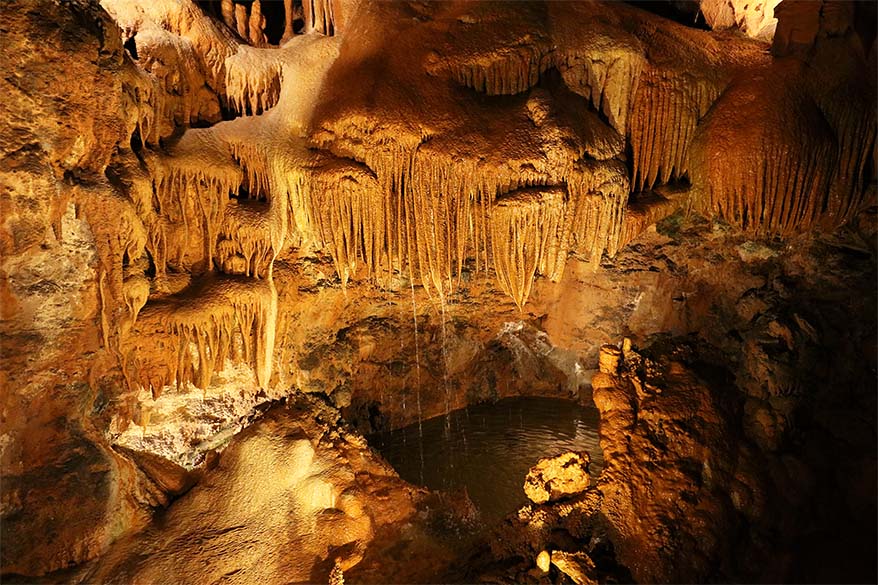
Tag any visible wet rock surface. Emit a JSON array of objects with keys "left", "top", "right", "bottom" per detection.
[{"left": 524, "top": 452, "right": 591, "bottom": 505}]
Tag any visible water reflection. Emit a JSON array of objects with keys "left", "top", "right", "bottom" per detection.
[{"left": 370, "top": 397, "right": 603, "bottom": 523}]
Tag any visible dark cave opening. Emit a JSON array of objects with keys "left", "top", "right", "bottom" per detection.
[
  {"left": 625, "top": 0, "right": 710, "bottom": 30},
  {"left": 196, "top": 0, "right": 304, "bottom": 45}
]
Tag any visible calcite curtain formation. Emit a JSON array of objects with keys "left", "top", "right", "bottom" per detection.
[{"left": 85, "top": 0, "right": 874, "bottom": 394}]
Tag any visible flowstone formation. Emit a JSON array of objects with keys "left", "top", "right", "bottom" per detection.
[{"left": 1, "top": 0, "right": 876, "bottom": 582}]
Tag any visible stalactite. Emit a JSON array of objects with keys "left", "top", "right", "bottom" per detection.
[
  {"left": 147, "top": 133, "right": 242, "bottom": 275},
  {"left": 451, "top": 46, "right": 551, "bottom": 96},
  {"left": 490, "top": 187, "right": 569, "bottom": 309},
  {"left": 217, "top": 199, "right": 274, "bottom": 278},
  {"left": 308, "top": 160, "right": 383, "bottom": 285},
  {"left": 123, "top": 276, "right": 277, "bottom": 393},
  {"left": 628, "top": 70, "right": 722, "bottom": 191},
  {"left": 559, "top": 49, "right": 645, "bottom": 135},
  {"left": 567, "top": 159, "right": 630, "bottom": 261},
  {"left": 804, "top": 42, "right": 878, "bottom": 231},
  {"left": 304, "top": 0, "right": 335, "bottom": 36},
  {"left": 308, "top": 137, "right": 629, "bottom": 305},
  {"left": 688, "top": 74, "right": 839, "bottom": 237},
  {"left": 224, "top": 46, "right": 283, "bottom": 115}
]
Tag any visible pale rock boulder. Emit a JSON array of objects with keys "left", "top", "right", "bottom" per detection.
[
  {"left": 523, "top": 451, "right": 591, "bottom": 504},
  {"left": 700, "top": 0, "right": 782, "bottom": 41}
]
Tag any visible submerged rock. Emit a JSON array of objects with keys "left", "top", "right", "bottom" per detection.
[{"left": 524, "top": 451, "right": 591, "bottom": 504}]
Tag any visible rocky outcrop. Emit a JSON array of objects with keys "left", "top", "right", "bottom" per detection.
[
  {"left": 593, "top": 327, "right": 876, "bottom": 583},
  {"left": 76, "top": 396, "right": 439, "bottom": 584},
  {"left": 524, "top": 451, "right": 591, "bottom": 504},
  {"left": 0, "top": 0, "right": 155, "bottom": 575},
  {"left": 593, "top": 344, "right": 742, "bottom": 583}
]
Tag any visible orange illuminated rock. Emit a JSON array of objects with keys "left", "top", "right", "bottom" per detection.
[
  {"left": 551, "top": 550, "right": 599, "bottom": 585},
  {"left": 523, "top": 451, "right": 591, "bottom": 504}
]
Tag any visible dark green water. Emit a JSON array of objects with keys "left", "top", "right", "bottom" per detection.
[{"left": 370, "top": 396, "right": 603, "bottom": 523}]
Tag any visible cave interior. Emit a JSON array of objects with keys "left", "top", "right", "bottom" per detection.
[{"left": 0, "top": 0, "right": 876, "bottom": 583}]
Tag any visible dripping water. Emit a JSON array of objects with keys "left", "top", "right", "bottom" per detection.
[
  {"left": 410, "top": 278, "right": 425, "bottom": 484},
  {"left": 439, "top": 298, "right": 452, "bottom": 436}
]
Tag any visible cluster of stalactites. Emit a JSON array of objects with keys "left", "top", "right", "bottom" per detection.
[
  {"left": 102, "top": 0, "right": 243, "bottom": 139},
  {"left": 149, "top": 163, "right": 241, "bottom": 276},
  {"left": 207, "top": 132, "right": 629, "bottom": 307},
  {"left": 125, "top": 127, "right": 629, "bottom": 396},
  {"left": 446, "top": 43, "right": 730, "bottom": 194},
  {"left": 123, "top": 66, "right": 163, "bottom": 146},
  {"left": 305, "top": 142, "right": 630, "bottom": 306},
  {"left": 303, "top": 0, "right": 336, "bottom": 36},
  {"left": 307, "top": 162, "right": 383, "bottom": 285},
  {"left": 690, "top": 125, "right": 837, "bottom": 236},
  {"left": 688, "top": 57, "right": 876, "bottom": 237},
  {"left": 449, "top": 47, "right": 646, "bottom": 136},
  {"left": 77, "top": 182, "right": 151, "bottom": 352},
  {"left": 452, "top": 46, "right": 555, "bottom": 96},
  {"left": 628, "top": 71, "right": 722, "bottom": 192},
  {"left": 217, "top": 199, "right": 275, "bottom": 278},
  {"left": 490, "top": 187, "right": 569, "bottom": 309},
  {"left": 125, "top": 276, "right": 277, "bottom": 393},
  {"left": 224, "top": 46, "right": 283, "bottom": 115},
  {"left": 557, "top": 49, "right": 645, "bottom": 137}
]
